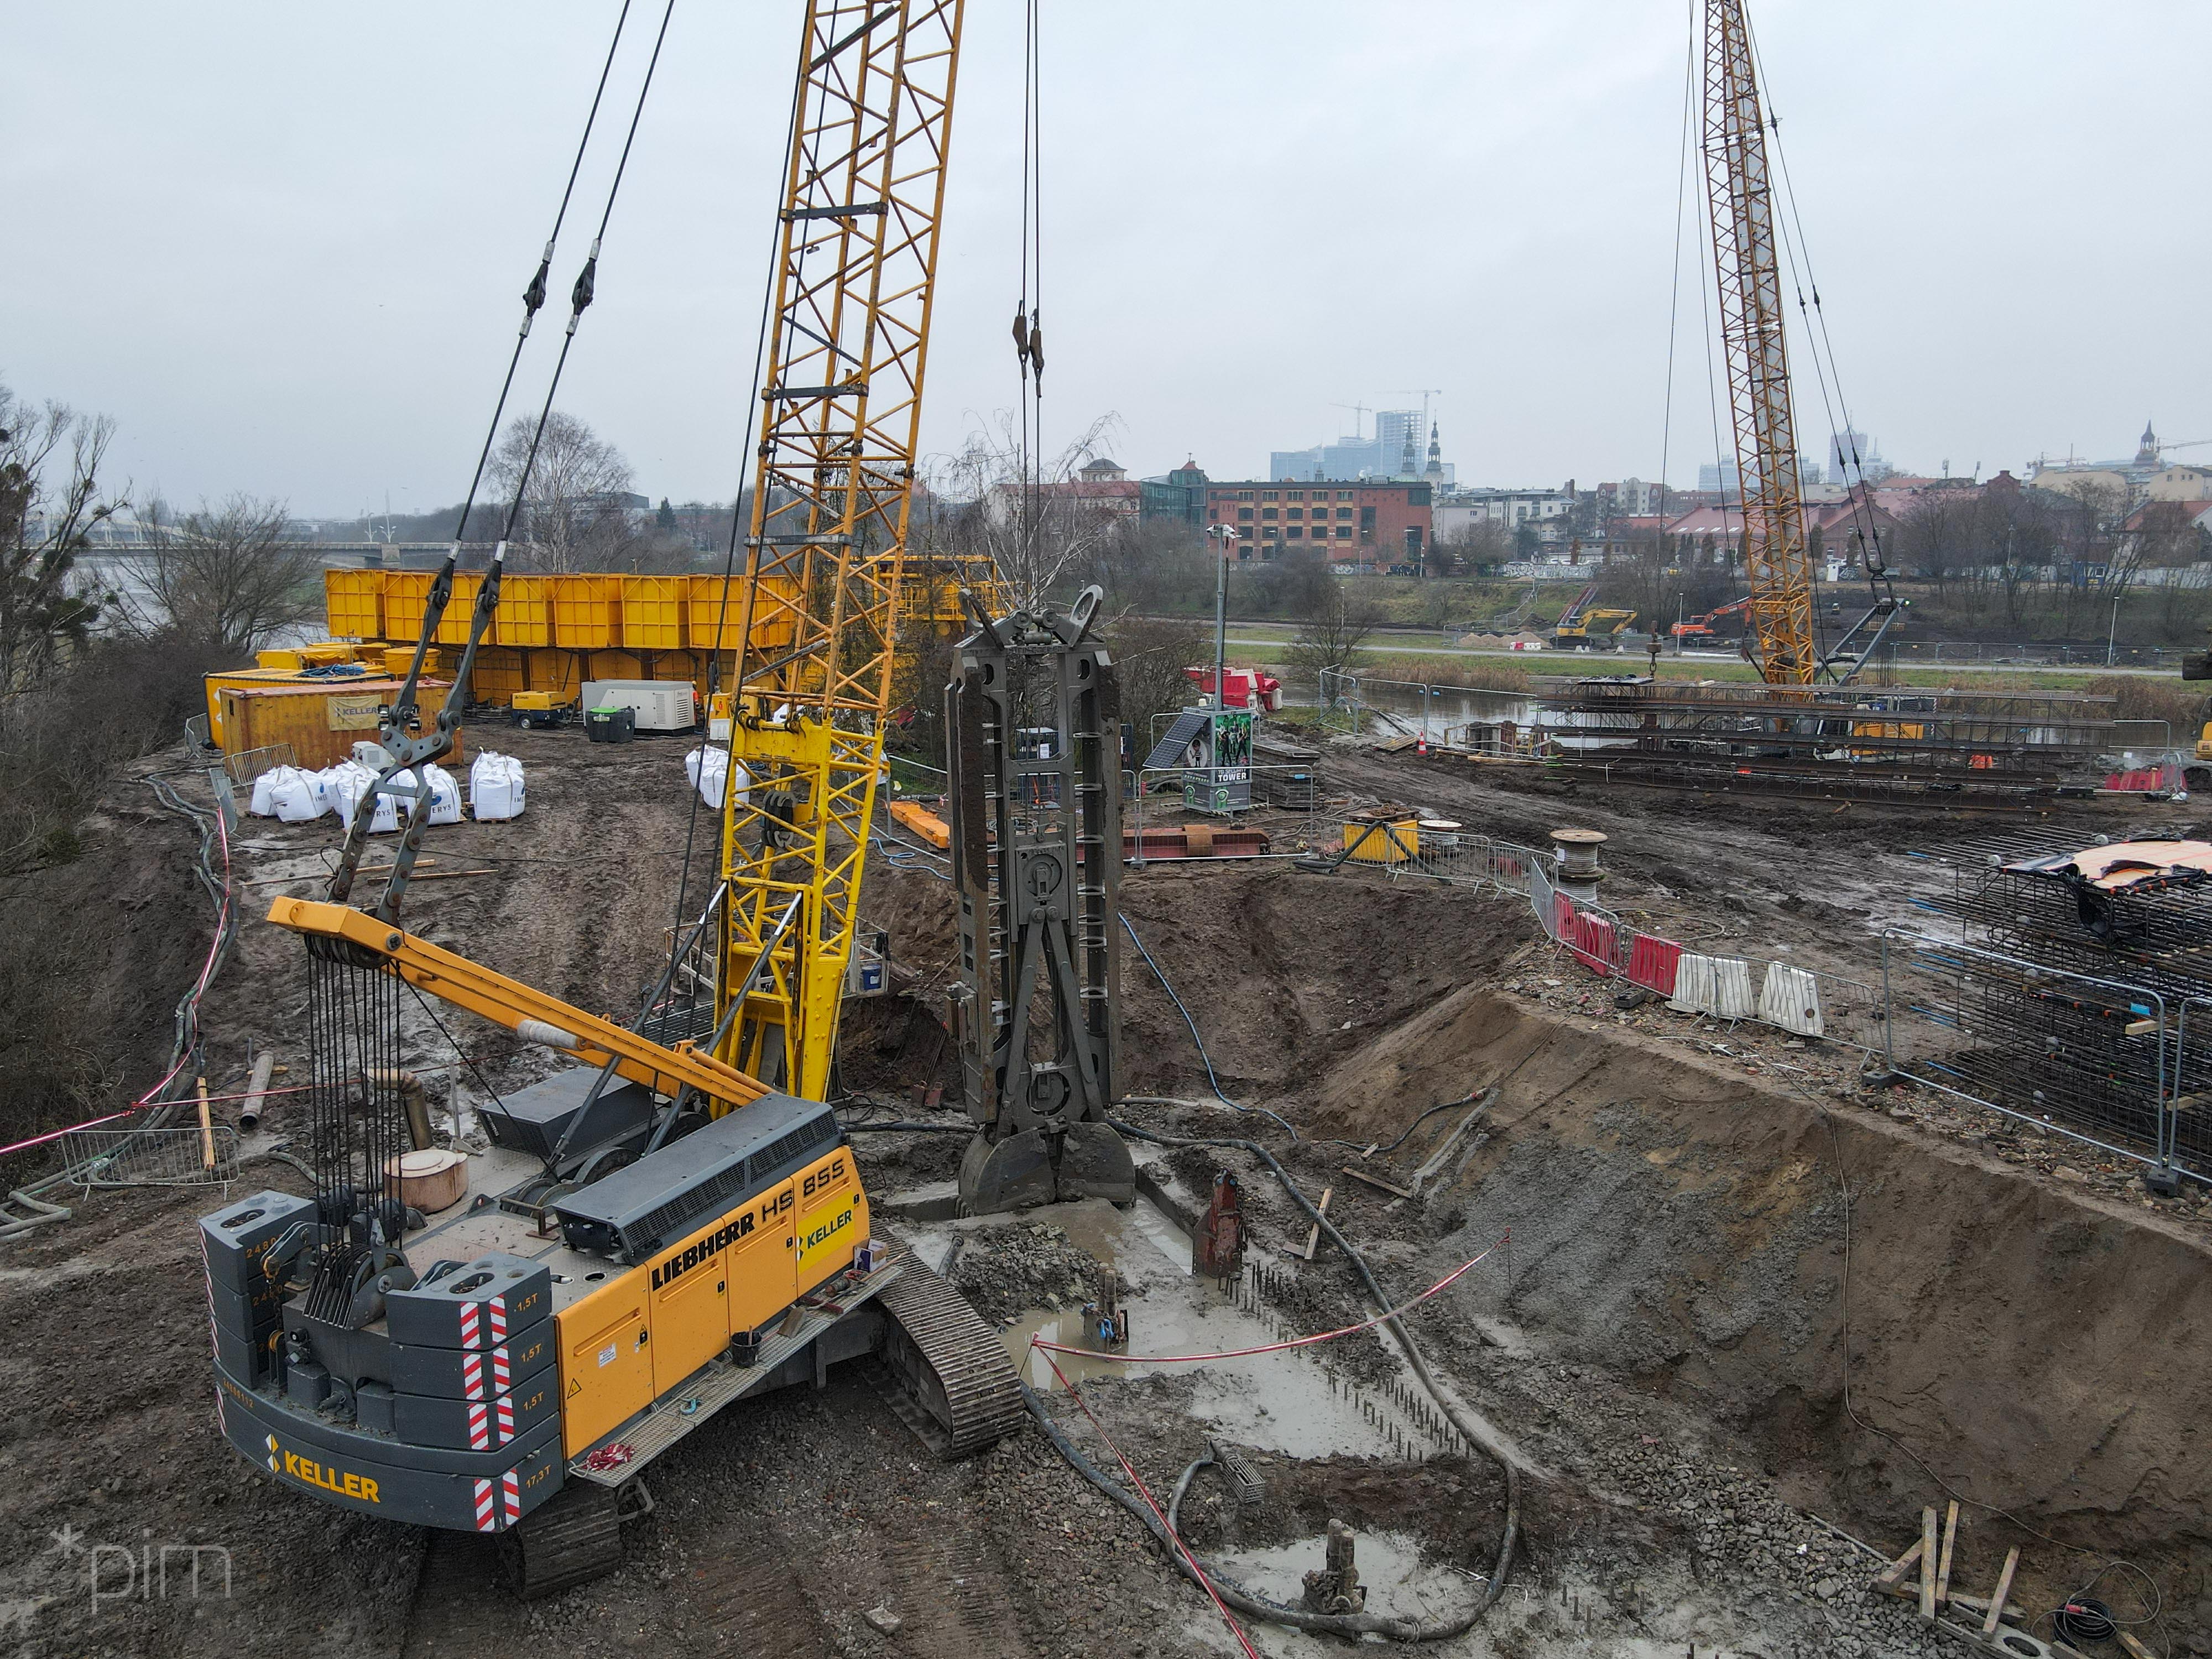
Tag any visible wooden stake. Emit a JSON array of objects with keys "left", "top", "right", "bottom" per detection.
[
  {"left": 1934, "top": 1501, "right": 1960, "bottom": 1607},
  {"left": 1918, "top": 1507, "right": 1939, "bottom": 1621},
  {"left": 196, "top": 1079, "right": 216, "bottom": 1170},
  {"left": 1982, "top": 1546, "right": 2020, "bottom": 1635},
  {"left": 1340, "top": 1165, "right": 1415, "bottom": 1200},
  {"left": 1302, "top": 1187, "right": 1333, "bottom": 1261},
  {"left": 1873, "top": 1538, "right": 1924, "bottom": 1591}
]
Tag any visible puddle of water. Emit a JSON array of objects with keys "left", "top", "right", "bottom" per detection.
[{"left": 909, "top": 1197, "right": 1440, "bottom": 1461}]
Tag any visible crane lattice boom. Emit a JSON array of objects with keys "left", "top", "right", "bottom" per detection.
[
  {"left": 717, "top": 0, "right": 967, "bottom": 1098},
  {"left": 1702, "top": 0, "right": 1818, "bottom": 686}
]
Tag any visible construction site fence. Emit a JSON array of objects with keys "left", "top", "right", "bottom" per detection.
[
  {"left": 61, "top": 1124, "right": 240, "bottom": 1189},
  {"left": 1879, "top": 930, "right": 2204, "bottom": 1183},
  {"left": 1332, "top": 816, "right": 1881, "bottom": 1051}
]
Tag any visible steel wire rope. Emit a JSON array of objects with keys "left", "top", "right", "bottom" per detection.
[
  {"left": 1656, "top": 3, "right": 1699, "bottom": 541},
  {"left": 445, "top": 0, "right": 639, "bottom": 550},
  {"left": 491, "top": 0, "right": 677, "bottom": 554},
  {"left": 659, "top": 11, "right": 810, "bottom": 1025},
  {"left": 1739, "top": 13, "right": 1894, "bottom": 609}
]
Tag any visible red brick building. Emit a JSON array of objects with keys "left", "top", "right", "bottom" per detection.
[{"left": 1201, "top": 479, "right": 1432, "bottom": 567}]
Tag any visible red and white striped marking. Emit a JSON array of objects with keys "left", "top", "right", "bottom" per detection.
[
  {"left": 455, "top": 1293, "right": 509, "bottom": 1349},
  {"left": 457, "top": 1347, "right": 511, "bottom": 1402},
  {"left": 468, "top": 1469, "right": 523, "bottom": 1531},
  {"left": 465, "top": 1397, "right": 518, "bottom": 1450}
]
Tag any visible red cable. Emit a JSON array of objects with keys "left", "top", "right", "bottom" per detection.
[
  {"left": 1030, "top": 1235, "right": 1504, "bottom": 1364},
  {"left": 1037, "top": 1345, "right": 1264, "bottom": 1659}
]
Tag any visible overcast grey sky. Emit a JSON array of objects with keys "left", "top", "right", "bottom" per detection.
[{"left": 6, "top": 3, "right": 2207, "bottom": 518}]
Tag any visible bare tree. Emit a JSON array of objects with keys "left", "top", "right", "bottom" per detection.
[
  {"left": 923, "top": 410, "right": 1124, "bottom": 610},
  {"left": 487, "top": 411, "right": 640, "bottom": 571},
  {"left": 122, "top": 495, "right": 322, "bottom": 655},
  {"left": 0, "top": 384, "right": 121, "bottom": 692},
  {"left": 1448, "top": 519, "right": 1513, "bottom": 575},
  {"left": 1284, "top": 576, "right": 1380, "bottom": 682},
  {"left": 1107, "top": 613, "right": 1209, "bottom": 748}
]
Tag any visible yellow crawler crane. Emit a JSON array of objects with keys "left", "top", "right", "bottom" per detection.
[
  {"left": 1701, "top": 0, "right": 1818, "bottom": 686},
  {"left": 716, "top": 0, "right": 999, "bottom": 1097}
]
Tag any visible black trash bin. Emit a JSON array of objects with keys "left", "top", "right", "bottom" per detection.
[{"left": 586, "top": 705, "right": 637, "bottom": 744}]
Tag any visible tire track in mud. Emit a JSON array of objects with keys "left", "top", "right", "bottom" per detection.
[
  {"left": 694, "top": 1525, "right": 833, "bottom": 1656},
  {"left": 884, "top": 1526, "right": 1029, "bottom": 1659}
]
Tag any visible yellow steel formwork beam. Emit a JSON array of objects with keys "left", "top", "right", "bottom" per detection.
[
  {"left": 716, "top": 0, "right": 968, "bottom": 1098},
  {"left": 1702, "top": 0, "right": 1818, "bottom": 686}
]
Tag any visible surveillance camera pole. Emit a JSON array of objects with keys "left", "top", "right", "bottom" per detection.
[{"left": 1206, "top": 523, "right": 1232, "bottom": 711}]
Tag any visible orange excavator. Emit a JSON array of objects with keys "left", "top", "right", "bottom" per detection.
[{"left": 1670, "top": 595, "right": 1751, "bottom": 646}]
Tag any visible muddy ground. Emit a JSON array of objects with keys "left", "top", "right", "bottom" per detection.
[{"left": 0, "top": 726, "right": 2206, "bottom": 1657}]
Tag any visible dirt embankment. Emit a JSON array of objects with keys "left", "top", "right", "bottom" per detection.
[{"left": 1307, "top": 979, "right": 2212, "bottom": 1612}]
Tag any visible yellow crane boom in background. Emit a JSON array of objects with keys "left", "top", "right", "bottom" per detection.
[{"left": 1702, "top": 0, "right": 1819, "bottom": 686}]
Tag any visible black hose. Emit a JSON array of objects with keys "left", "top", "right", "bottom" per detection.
[
  {"left": 1166, "top": 1453, "right": 1214, "bottom": 1538},
  {"left": 1017, "top": 1118, "right": 1521, "bottom": 1636},
  {"left": 1022, "top": 1381, "right": 1506, "bottom": 1641}
]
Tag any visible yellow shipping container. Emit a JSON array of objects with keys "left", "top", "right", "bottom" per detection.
[
  {"left": 204, "top": 667, "right": 315, "bottom": 748},
  {"left": 587, "top": 649, "right": 645, "bottom": 685},
  {"left": 324, "top": 570, "right": 386, "bottom": 640},
  {"left": 435, "top": 573, "right": 483, "bottom": 645},
  {"left": 620, "top": 576, "right": 688, "bottom": 650},
  {"left": 685, "top": 573, "right": 801, "bottom": 653},
  {"left": 552, "top": 576, "right": 623, "bottom": 648},
  {"left": 468, "top": 646, "right": 526, "bottom": 706},
  {"left": 257, "top": 649, "right": 306, "bottom": 671},
  {"left": 385, "top": 572, "right": 434, "bottom": 641},
  {"left": 215, "top": 678, "right": 461, "bottom": 773},
  {"left": 494, "top": 574, "right": 554, "bottom": 647},
  {"left": 525, "top": 650, "right": 585, "bottom": 702}
]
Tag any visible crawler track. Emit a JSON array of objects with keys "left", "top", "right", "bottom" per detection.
[{"left": 875, "top": 1264, "right": 1026, "bottom": 1458}]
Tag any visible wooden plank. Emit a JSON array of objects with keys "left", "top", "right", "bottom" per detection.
[
  {"left": 1874, "top": 1578, "right": 1989, "bottom": 1614},
  {"left": 1301, "top": 1186, "right": 1333, "bottom": 1261},
  {"left": 1340, "top": 1165, "right": 1415, "bottom": 1201},
  {"left": 2117, "top": 1632, "right": 2159, "bottom": 1659},
  {"left": 196, "top": 1079, "right": 216, "bottom": 1170},
  {"left": 1981, "top": 1546, "right": 2020, "bottom": 1635},
  {"left": 1872, "top": 1538, "right": 1925, "bottom": 1590},
  {"left": 1919, "top": 1506, "right": 1939, "bottom": 1620},
  {"left": 1935, "top": 1501, "right": 1960, "bottom": 1606}
]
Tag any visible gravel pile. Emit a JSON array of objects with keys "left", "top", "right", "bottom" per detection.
[{"left": 951, "top": 1218, "right": 1115, "bottom": 1324}]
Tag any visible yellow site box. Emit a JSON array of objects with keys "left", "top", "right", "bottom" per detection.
[
  {"left": 324, "top": 570, "right": 385, "bottom": 640},
  {"left": 469, "top": 645, "right": 526, "bottom": 706},
  {"left": 384, "top": 572, "right": 434, "bottom": 641},
  {"left": 686, "top": 572, "right": 802, "bottom": 653},
  {"left": 552, "top": 576, "right": 623, "bottom": 649},
  {"left": 495, "top": 574, "right": 555, "bottom": 648},
  {"left": 620, "top": 576, "right": 689, "bottom": 651},
  {"left": 435, "top": 573, "right": 483, "bottom": 645}
]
